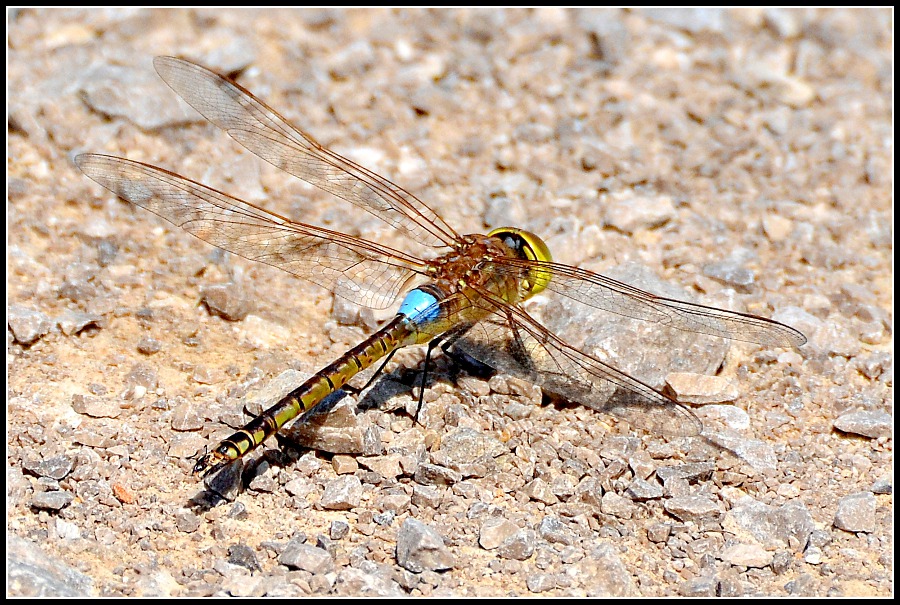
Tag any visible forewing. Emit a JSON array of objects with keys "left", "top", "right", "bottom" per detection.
[
  {"left": 481, "top": 258, "right": 806, "bottom": 348},
  {"left": 76, "top": 154, "right": 425, "bottom": 310},
  {"left": 451, "top": 294, "right": 702, "bottom": 438},
  {"left": 153, "top": 56, "right": 459, "bottom": 250}
]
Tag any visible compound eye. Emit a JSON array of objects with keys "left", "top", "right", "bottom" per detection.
[
  {"left": 503, "top": 233, "right": 527, "bottom": 255},
  {"left": 487, "top": 227, "right": 553, "bottom": 264},
  {"left": 487, "top": 227, "right": 553, "bottom": 295}
]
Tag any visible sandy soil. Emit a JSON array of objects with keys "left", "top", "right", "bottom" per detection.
[{"left": 7, "top": 8, "right": 892, "bottom": 597}]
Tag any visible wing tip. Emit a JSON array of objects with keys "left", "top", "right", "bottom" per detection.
[{"left": 772, "top": 324, "right": 808, "bottom": 349}]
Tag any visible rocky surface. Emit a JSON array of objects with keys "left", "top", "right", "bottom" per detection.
[{"left": 8, "top": 8, "right": 891, "bottom": 597}]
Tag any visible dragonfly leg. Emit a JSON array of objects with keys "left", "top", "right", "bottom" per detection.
[
  {"left": 440, "top": 341, "right": 496, "bottom": 380},
  {"left": 343, "top": 349, "right": 400, "bottom": 395},
  {"left": 439, "top": 322, "right": 495, "bottom": 379},
  {"left": 412, "top": 322, "right": 497, "bottom": 423},
  {"left": 412, "top": 336, "right": 446, "bottom": 423}
]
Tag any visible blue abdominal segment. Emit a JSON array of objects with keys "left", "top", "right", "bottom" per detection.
[{"left": 397, "top": 288, "right": 441, "bottom": 325}]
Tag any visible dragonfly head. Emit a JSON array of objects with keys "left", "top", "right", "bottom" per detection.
[{"left": 487, "top": 227, "right": 554, "bottom": 297}]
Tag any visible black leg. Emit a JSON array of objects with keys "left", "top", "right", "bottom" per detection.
[
  {"left": 438, "top": 321, "right": 496, "bottom": 379},
  {"left": 408, "top": 322, "right": 477, "bottom": 422},
  {"left": 412, "top": 336, "right": 445, "bottom": 423},
  {"left": 343, "top": 349, "right": 399, "bottom": 395},
  {"left": 440, "top": 341, "right": 496, "bottom": 379}
]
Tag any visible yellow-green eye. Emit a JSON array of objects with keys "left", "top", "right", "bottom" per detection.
[{"left": 488, "top": 227, "right": 554, "bottom": 295}]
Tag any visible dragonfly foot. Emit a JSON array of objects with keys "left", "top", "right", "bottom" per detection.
[
  {"left": 192, "top": 450, "right": 232, "bottom": 478},
  {"left": 412, "top": 387, "right": 426, "bottom": 427}
]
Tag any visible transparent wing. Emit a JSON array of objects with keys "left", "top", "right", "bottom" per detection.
[
  {"left": 75, "top": 154, "right": 427, "bottom": 310},
  {"left": 481, "top": 258, "right": 807, "bottom": 348},
  {"left": 153, "top": 56, "right": 459, "bottom": 250},
  {"left": 451, "top": 292, "right": 703, "bottom": 437}
]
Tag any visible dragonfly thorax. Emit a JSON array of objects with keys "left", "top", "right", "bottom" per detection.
[{"left": 396, "top": 228, "right": 555, "bottom": 332}]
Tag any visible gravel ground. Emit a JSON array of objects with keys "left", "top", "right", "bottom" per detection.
[{"left": 7, "top": 8, "right": 892, "bottom": 597}]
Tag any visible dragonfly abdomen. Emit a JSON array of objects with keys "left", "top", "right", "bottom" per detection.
[{"left": 193, "top": 314, "right": 418, "bottom": 476}]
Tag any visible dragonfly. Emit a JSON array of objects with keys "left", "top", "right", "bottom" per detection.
[{"left": 76, "top": 57, "right": 807, "bottom": 478}]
